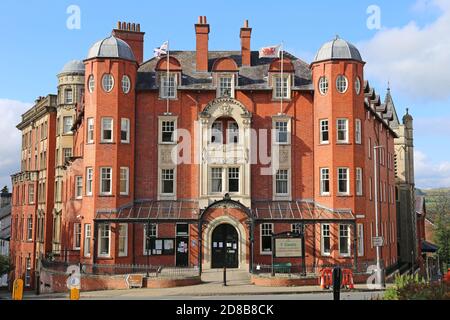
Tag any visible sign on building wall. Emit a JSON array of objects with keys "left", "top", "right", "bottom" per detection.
[
  {"left": 274, "top": 238, "right": 302, "bottom": 258},
  {"left": 372, "top": 236, "right": 384, "bottom": 247}
]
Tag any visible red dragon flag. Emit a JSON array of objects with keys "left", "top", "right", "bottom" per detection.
[{"left": 259, "top": 44, "right": 282, "bottom": 58}]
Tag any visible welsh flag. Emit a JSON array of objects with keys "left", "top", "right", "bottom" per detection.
[{"left": 259, "top": 44, "right": 281, "bottom": 58}]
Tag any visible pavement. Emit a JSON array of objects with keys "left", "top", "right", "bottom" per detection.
[{"left": 0, "top": 269, "right": 388, "bottom": 300}]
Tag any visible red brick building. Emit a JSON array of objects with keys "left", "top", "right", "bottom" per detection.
[{"left": 11, "top": 17, "right": 401, "bottom": 289}]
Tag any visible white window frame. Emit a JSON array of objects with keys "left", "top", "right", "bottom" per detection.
[
  {"left": 122, "top": 75, "right": 131, "bottom": 94},
  {"left": 355, "top": 77, "right": 361, "bottom": 95},
  {"left": 355, "top": 119, "right": 362, "bottom": 144},
  {"left": 100, "top": 167, "right": 112, "bottom": 196},
  {"left": 273, "top": 74, "right": 291, "bottom": 100},
  {"left": 102, "top": 74, "right": 114, "bottom": 93},
  {"left": 217, "top": 74, "right": 235, "bottom": 98},
  {"left": 357, "top": 223, "right": 364, "bottom": 257},
  {"left": 368, "top": 138, "right": 372, "bottom": 159},
  {"left": 75, "top": 176, "right": 83, "bottom": 199},
  {"left": 84, "top": 224, "right": 91, "bottom": 257},
  {"left": 121, "top": 118, "right": 130, "bottom": 144},
  {"left": 275, "top": 169, "right": 289, "bottom": 196},
  {"left": 97, "top": 224, "right": 111, "bottom": 258},
  {"left": 86, "top": 167, "right": 93, "bottom": 196},
  {"left": 336, "top": 118, "right": 349, "bottom": 143},
  {"left": 275, "top": 121, "right": 289, "bottom": 144},
  {"left": 228, "top": 167, "right": 240, "bottom": 193},
  {"left": 101, "top": 117, "right": 113, "bottom": 143},
  {"left": 27, "top": 216, "right": 33, "bottom": 241},
  {"left": 320, "top": 119, "right": 329, "bottom": 144},
  {"left": 356, "top": 167, "right": 363, "bottom": 196},
  {"left": 118, "top": 223, "right": 128, "bottom": 257},
  {"left": 337, "top": 167, "right": 350, "bottom": 195},
  {"left": 143, "top": 224, "right": 157, "bottom": 255},
  {"left": 120, "top": 167, "right": 129, "bottom": 196},
  {"left": 63, "top": 148, "right": 72, "bottom": 163},
  {"left": 211, "top": 121, "right": 223, "bottom": 144},
  {"left": 318, "top": 76, "right": 328, "bottom": 95},
  {"left": 161, "top": 168, "right": 175, "bottom": 195},
  {"left": 160, "top": 73, "right": 177, "bottom": 99},
  {"left": 159, "top": 117, "right": 177, "bottom": 144},
  {"left": 73, "top": 223, "right": 81, "bottom": 250},
  {"left": 320, "top": 168, "right": 330, "bottom": 196},
  {"left": 88, "top": 75, "right": 95, "bottom": 93},
  {"left": 339, "top": 224, "right": 351, "bottom": 257},
  {"left": 260, "top": 223, "right": 273, "bottom": 255},
  {"left": 63, "top": 116, "right": 73, "bottom": 134},
  {"left": 25, "top": 257, "right": 31, "bottom": 287},
  {"left": 28, "top": 184, "right": 34, "bottom": 204},
  {"left": 87, "top": 118, "right": 94, "bottom": 143},
  {"left": 65, "top": 88, "right": 73, "bottom": 104},
  {"left": 227, "top": 121, "right": 239, "bottom": 144},
  {"left": 336, "top": 75, "right": 348, "bottom": 93},
  {"left": 321, "top": 224, "right": 331, "bottom": 256},
  {"left": 210, "top": 167, "right": 223, "bottom": 193}
]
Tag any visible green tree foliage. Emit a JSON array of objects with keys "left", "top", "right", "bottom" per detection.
[
  {"left": 430, "top": 191, "right": 450, "bottom": 272},
  {"left": 0, "top": 255, "right": 10, "bottom": 276}
]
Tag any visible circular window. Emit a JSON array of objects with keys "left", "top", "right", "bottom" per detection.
[
  {"left": 88, "top": 75, "right": 95, "bottom": 93},
  {"left": 336, "top": 75, "right": 348, "bottom": 93},
  {"left": 355, "top": 77, "right": 361, "bottom": 95},
  {"left": 102, "top": 74, "right": 114, "bottom": 93},
  {"left": 122, "top": 75, "right": 131, "bottom": 94},
  {"left": 318, "top": 76, "right": 329, "bottom": 95}
]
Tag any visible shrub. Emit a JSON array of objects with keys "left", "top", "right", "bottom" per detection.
[{"left": 384, "top": 273, "right": 450, "bottom": 300}]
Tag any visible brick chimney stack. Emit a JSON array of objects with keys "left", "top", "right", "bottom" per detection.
[
  {"left": 240, "top": 19, "right": 252, "bottom": 66},
  {"left": 195, "top": 16, "right": 210, "bottom": 72},
  {"left": 112, "top": 21, "right": 145, "bottom": 64}
]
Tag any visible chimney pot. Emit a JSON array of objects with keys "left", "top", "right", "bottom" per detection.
[
  {"left": 122, "top": 22, "right": 126, "bottom": 29},
  {"left": 198, "top": 16, "right": 202, "bottom": 24},
  {"left": 127, "top": 22, "right": 131, "bottom": 30},
  {"left": 132, "top": 23, "right": 136, "bottom": 31},
  {"left": 203, "top": 16, "right": 207, "bottom": 23},
  {"left": 117, "top": 21, "right": 121, "bottom": 29},
  {"left": 244, "top": 20, "right": 249, "bottom": 28},
  {"left": 137, "top": 24, "right": 140, "bottom": 32}
]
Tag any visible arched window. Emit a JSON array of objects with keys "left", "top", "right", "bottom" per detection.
[{"left": 211, "top": 118, "right": 239, "bottom": 144}]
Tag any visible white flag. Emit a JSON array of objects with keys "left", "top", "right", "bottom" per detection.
[
  {"left": 154, "top": 41, "right": 169, "bottom": 57},
  {"left": 259, "top": 45, "right": 281, "bottom": 58}
]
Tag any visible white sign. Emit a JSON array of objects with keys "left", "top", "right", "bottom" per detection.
[
  {"left": 372, "top": 236, "right": 384, "bottom": 247},
  {"left": 275, "top": 238, "right": 302, "bottom": 258}
]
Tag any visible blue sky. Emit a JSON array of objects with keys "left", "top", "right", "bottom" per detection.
[{"left": 0, "top": 0, "right": 449, "bottom": 189}]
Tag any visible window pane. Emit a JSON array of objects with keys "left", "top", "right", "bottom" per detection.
[
  {"left": 320, "top": 120, "right": 329, "bottom": 142},
  {"left": 211, "top": 168, "right": 222, "bottom": 192},
  {"left": 228, "top": 168, "right": 239, "bottom": 192},
  {"left": 162, "top": 169, "right": 174, "bottom": 194},
  {"left": 211, "top": 122, "right": 223, "bottom": 144},
  {"left": 275, "top": 121, "right": 288, "bottom": 143},
  {"left": 276, "top": 170, "right": 288, "bottom": 194},
  {"left": 161, "top": 121, "right": 175, "bottom": 142},
  {"left": 219, "top": 76, "right": 233, "bottom": 97},
  {"left": 227, "top": 122, "right": 239, "bottom": 144},
  {"left": 121, "top": 118, "right": 129, "bottom": 142}
]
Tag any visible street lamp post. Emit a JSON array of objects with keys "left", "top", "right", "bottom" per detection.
[
  {"left": 146, "top": 222, "right": 150, "bottom": 278},
  {"left": 373, "top": 145, "right": 385, "bottom": 289}
]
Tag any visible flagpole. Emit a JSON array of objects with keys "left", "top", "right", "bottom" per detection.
[
  {"left": 280, "top": 41, "right": 284, "bottom": 114},
  {"left": 166, "top": 40, "right": 170, "bottom": 114}
]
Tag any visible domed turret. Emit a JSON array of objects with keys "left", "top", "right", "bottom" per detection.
[
  {"left": 59, "top": 60, "right": 85, "bottom": 76},
  {"left": 86, "top": 35, "right": 136, "bottom": 61},
  {"left": 313, "top": 36, "right": 362, "bottom": 63}
]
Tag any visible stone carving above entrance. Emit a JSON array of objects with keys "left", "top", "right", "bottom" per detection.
[{"left": 200, "top": 97, "right": 252, "bottom": 119}]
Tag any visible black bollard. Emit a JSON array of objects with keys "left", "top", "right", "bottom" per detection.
[
  {"left": 332, "top": 266, "right": 342, "bottom": 301},
  {"left": 223, "top": 265, "right": 227, "bottom": 286}
]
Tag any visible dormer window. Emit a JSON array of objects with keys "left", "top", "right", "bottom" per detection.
[
  {"left": 273, "top": 74, "right": 290, "bottom": 100},
  {"left": 217, "top": 75, "right": 234, "bottom": 98},
  {"left": 160, "top": 73, "right": 177, "bottom": 99}
]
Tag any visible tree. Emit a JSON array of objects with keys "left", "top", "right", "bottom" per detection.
[
  {"left": 0, "top": 255, "right": 10, "bottom": 276},
  {"left": 0, "top": 186, "right": 8, "bottom": 194},
  {"left": 430, "top": 191, "right": 450, "bottom": 273}
]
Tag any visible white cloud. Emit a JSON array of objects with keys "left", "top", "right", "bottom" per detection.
[
  {"left": 359, "top": 0, "right": 450, "bottom": 100},
  {"left": 415, "top": 150, "right": 450, "bottom": 189},
  {"left": 0, "top": 99, "right": 32, "bottom": 190}
]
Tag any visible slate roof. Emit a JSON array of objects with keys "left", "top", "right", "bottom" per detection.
[
  {"left": 137, "top": 51, "right": 312, "bottom": 91},
  {"left": 314, "top": 36, "right": 363, "bottom": 63},
  {"left": 87, "top": 35, "right": 136, "bottom": 62},
  {"left": 384, "top": 88, "right": 400, "bottom": 128}
]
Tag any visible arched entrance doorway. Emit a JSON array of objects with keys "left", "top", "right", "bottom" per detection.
[{"left": 211, "top": 223, "right": 239, "bottom": 268}]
